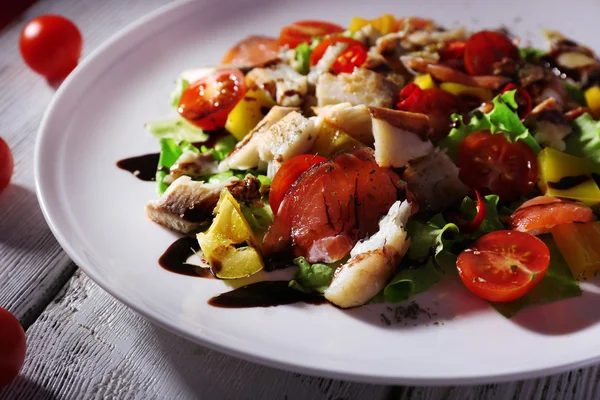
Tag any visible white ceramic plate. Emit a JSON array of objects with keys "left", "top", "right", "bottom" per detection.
[{"left": 36, "top": 0, "right": 600, "bottom": 385}]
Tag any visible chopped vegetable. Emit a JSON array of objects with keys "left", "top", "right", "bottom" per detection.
[
  {"left": 349, "top": 14, "right": 396, "bottom": 34},
  {"left": 289, "top": 257, "right": 341, "bottom": 294},
  {"left": 441, "top": 90, "right": 541, "bottom": 159},
  {"left": 567, "top": 112, "right": 600, "bottom": 170},
  {"left": 225, "top": 90, "right": 269, "bottom": 140},
  {"left": 552, "top": 222, "right": 600, "bottom": 280},
  {"left": 440, "top": 82, "right": 492, "bottom": 101},
  {"left": 537, "top": 147, "right": 600, "bottom": 205},
  {"left": 463, "top": 30, "right": 519, "bottom": 75},
  {"left": 309, "top": 122, "right": 364, "bottom": 158},
  {"left": 156, "top": 138, "right": 199, "bottom": 194},
  {"left": 145, "top": 115, "right": 209, "bottom": 143},
  {"left": 241, "top": 203, "right": 274, "bottom": 240},
  {"left": 584, "top": 87, "right": 600, "bottom": 119},
  {"left": 413, "top": 74, "right": 436, "bottom": 90},
  {"left": 294, "top": 42, "right": 313, "bottom": 74},
  {"left": 197, "top": 189, "right": 264, "bottom": 279},
  {"left": 200, "top": 135, "right": 237, "bottom": 162},
  {"left": 278, "top": 20, "right": 344, "bottom": 49},
  {"left": 491, "top": 235, "right": 581, "bottom": 318}
]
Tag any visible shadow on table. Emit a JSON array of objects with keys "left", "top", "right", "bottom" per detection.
[
  {"left": 0, "top": 375, "right": 59, "bottom": 400},
  {"left": 0, "top": 184, "right": 52, "bottom": 251}
]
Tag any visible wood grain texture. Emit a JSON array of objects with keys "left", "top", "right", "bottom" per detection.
[
  {"left": 0, "top": 272, "right": 390, "bottom": 400},
  {"left": 2, "top": 0, "right": 600, "bottom": 399}
]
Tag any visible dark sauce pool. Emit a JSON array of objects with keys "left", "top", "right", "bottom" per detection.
[
  {"left": 159, "top": 237, "right": 214, "bottom": 278},
  {"left": 116, "top": 152, "right": 160, "bottom": 181},
  {"left": 208, "top": 281, "right": 326, "bottom": 308}
]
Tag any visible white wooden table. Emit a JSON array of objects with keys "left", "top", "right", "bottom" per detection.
[{"left": 2, "top": 0, "right": 600, "bottom": 398}]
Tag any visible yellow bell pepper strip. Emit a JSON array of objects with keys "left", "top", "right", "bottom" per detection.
[
  {"left": 440, "top": 82, "right": 493, "bottom": 101},
  {"left": 552, "top": 222, "right": 600, "bottom": 280},
  {"left": 310, "top": 123, "right": 365, "bottom": 157},
  {"left": 225, "top": 88, "right": 276, "bottom": 141},
  {"left": 537, "top": 147, "right": 600, "bottom": 205},
  {"left": 197, "top": 189, "right": 264, "bottom": 279},
  {"left": 413, "top": 74, "right": 436, "bottom": 90},
  {"left": 584, "top": 86, "right": 600, "bottom": 119},
  {"left": 349, "top": 14, "right": 396, "bottom": 34}
]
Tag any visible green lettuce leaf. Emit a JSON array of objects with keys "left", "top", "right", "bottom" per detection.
[
  {"left": 156, "top": 138, "right": 199, "bottom": 194},
  {"left": 145, "top": 115, "right": 209, "bottom": 143},
  {"left": 241, "top": 203, "right": 274, "bottom": 239},
  {"left": 295, "top": 42, "right": 312, "bottom": 75},
  {"left": 200, "top": 135, "right": 237, "bottom": 162},
  {"left": 170, "top": 77, "right": 189, "bottom": 108},
  {"left": 491, "top": 235, "right": 582, "bottom": 318},
  {"left": 378, "top": 194, "right": 505, "bottom": 303},
  {"left": 440, "top": 90, "right": 541, "bottom": 159},
  {"left": 519, "top": 47, "right": 545, "bottom": 61},
  {"left": 566, "top": 112, "right": 600, "bottom": 170},
  {"left": 289, "top": 257, "right": 341, "bottom": 294}
]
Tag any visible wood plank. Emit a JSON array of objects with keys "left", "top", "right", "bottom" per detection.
[
  {"left": 0, "top": 272, "right": 390, "bottom": 400},
  {"left": 0, "top": 0, "right": 175, "bottom": 326}
]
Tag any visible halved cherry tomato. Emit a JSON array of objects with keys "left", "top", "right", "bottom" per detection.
[
  {"left": 509, "top": 196, "right": 596, "bottom": 235},
  {"left": 457, "top": 230, "right": 550, "bottom": 302},
  {"left": 177, "top": 68, "right": 246, "bottom": 131},
  {"left": 332, "top": 44, "right": 367, "bottom": 74},
  {"left": 463, "top": 31, "right": 519, "bottom": 76},
  {"left": 0, "top": 138, "right": 13, "bottom": 194},
  {"left": 446, "top": 190, "right": 486, "bottom": 233},
  {"left": 278, "top": 20, "right": 344, "bottom": 49},
  {"left": 221, "top": 35, "right": 280, "bottom": 67},
  {"left": 396, "top": 83, "right": 465, "bottom": 140},
  {"left": 269, "top": 154, "right": 328, "bottom": 214},
  {"left": 458, "top": 130, "right": 538, "bottom": 201},
  {"left": 439, "top": 41, "right": 466, "bottom": 61},
  {"left": 501, "top": 83, "right": 533, "bottom": 119},
  {"left": 263, "top": 148, "right": 403, "bottom": 263},
  {"left": 0, "top": 307, "right": 26, "bottom": 388},
  {"left": 19, "top": 15, "right": 82, "bottom": 81},
  {"left": 310, "top": 37, "right": 364, "bottom": 66}
]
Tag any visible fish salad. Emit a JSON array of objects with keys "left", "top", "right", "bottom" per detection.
[{"left": 130, "top": 15, "right": 600, "bottom": 316}]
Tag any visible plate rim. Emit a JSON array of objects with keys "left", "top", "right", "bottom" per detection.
[{"left": 33, "top": 0, "right": 600, "bottom": 385}]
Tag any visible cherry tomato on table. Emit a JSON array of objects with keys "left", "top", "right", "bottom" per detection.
[
  {"left": 269, "top": 154, "right": 328, "bottom": 214},
  {"left": 0, "top": 307, "right": 26, "bottom": 388},
  {"left": 463, "top": 30, "right": 519, "bottom": 76},
  {"left": 177, "top": 68, "right": 246, "bottom": 131},
  {"left": 278, "top": 20, "right": 344, "bottom": 49},
  {"left": 19, "top": 15, "right": 82, "bottom": 81},
  {"left": 0, "top": 138, "right": 14, "bottom": 194},
  {"left": 457, "top": 230, "right": 550, "bottom": 302},
  {"left": 457, "top": 130, "right": 538, "bottom": 201}
]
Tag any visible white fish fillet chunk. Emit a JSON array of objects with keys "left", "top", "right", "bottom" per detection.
[
  {"left": 403, "top": 148, "right": 469, "bottom": 212},
  {"left": 246, "top": 63, "right": 308, "bottom": 107},
  {"left": 218, "top": 106, "right": 297, "bottom": 172},
  {"left": 257, "top": 111, "right": 318, "bottom": 165},
  {"left": 324, "top": 201, "right": 413, "bottom": 308},
  {"left": 316, "top": 68, "right": 398, "bottom": 108},
  {"left": 313, "top": 102, "right": 374, "bottom": 146},
  {"left": 369, "top": 107, "right": 433, "bottom": 168}
]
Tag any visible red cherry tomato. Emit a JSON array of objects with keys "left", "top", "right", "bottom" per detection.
[
  {"left": 463, "top": 30, "right": 519, "bottom": 76},
  {"left": 457, "top": 130, "right": 538, "bottom": 201},
  {"left": 0, "top": 307, "right": 26, "bottom": 388},
  {"left": 396, "top": 83, "right": 465, "bottom": 140},
  {"left": 310, "top": 37, "right": 365, "bottom": 66},
  {"left": 332, "top": 45, "right": 367, "bottom": 74},
  {"left": 177, "top": 68, "right": 246, "bottom": 131},
  {"left": 221, "top": 35, "right": 280, "bottom": 67},
  {"left": 457, "top": 230, "right": 550, "bottom": 302},
  {"left": 19, "top": 15, "right": 82, "bottom": 81},
  {"left": 501, "top": 83, "right": 533, "bottom": 119},
  {"left": 439, "top": 41, "right": 466, "bottom": 61},
  {"left": 278, "top": 20, "right": 344, "bottom": 49},
  {"left": 269, "top": 154, "right": 328, "bottom": 214},
  {"left": 446, "top": 190, "right": 487, "bottom": 233},
  {"left": 0, "top": 138, "right": 13, "bottom": 194}
]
